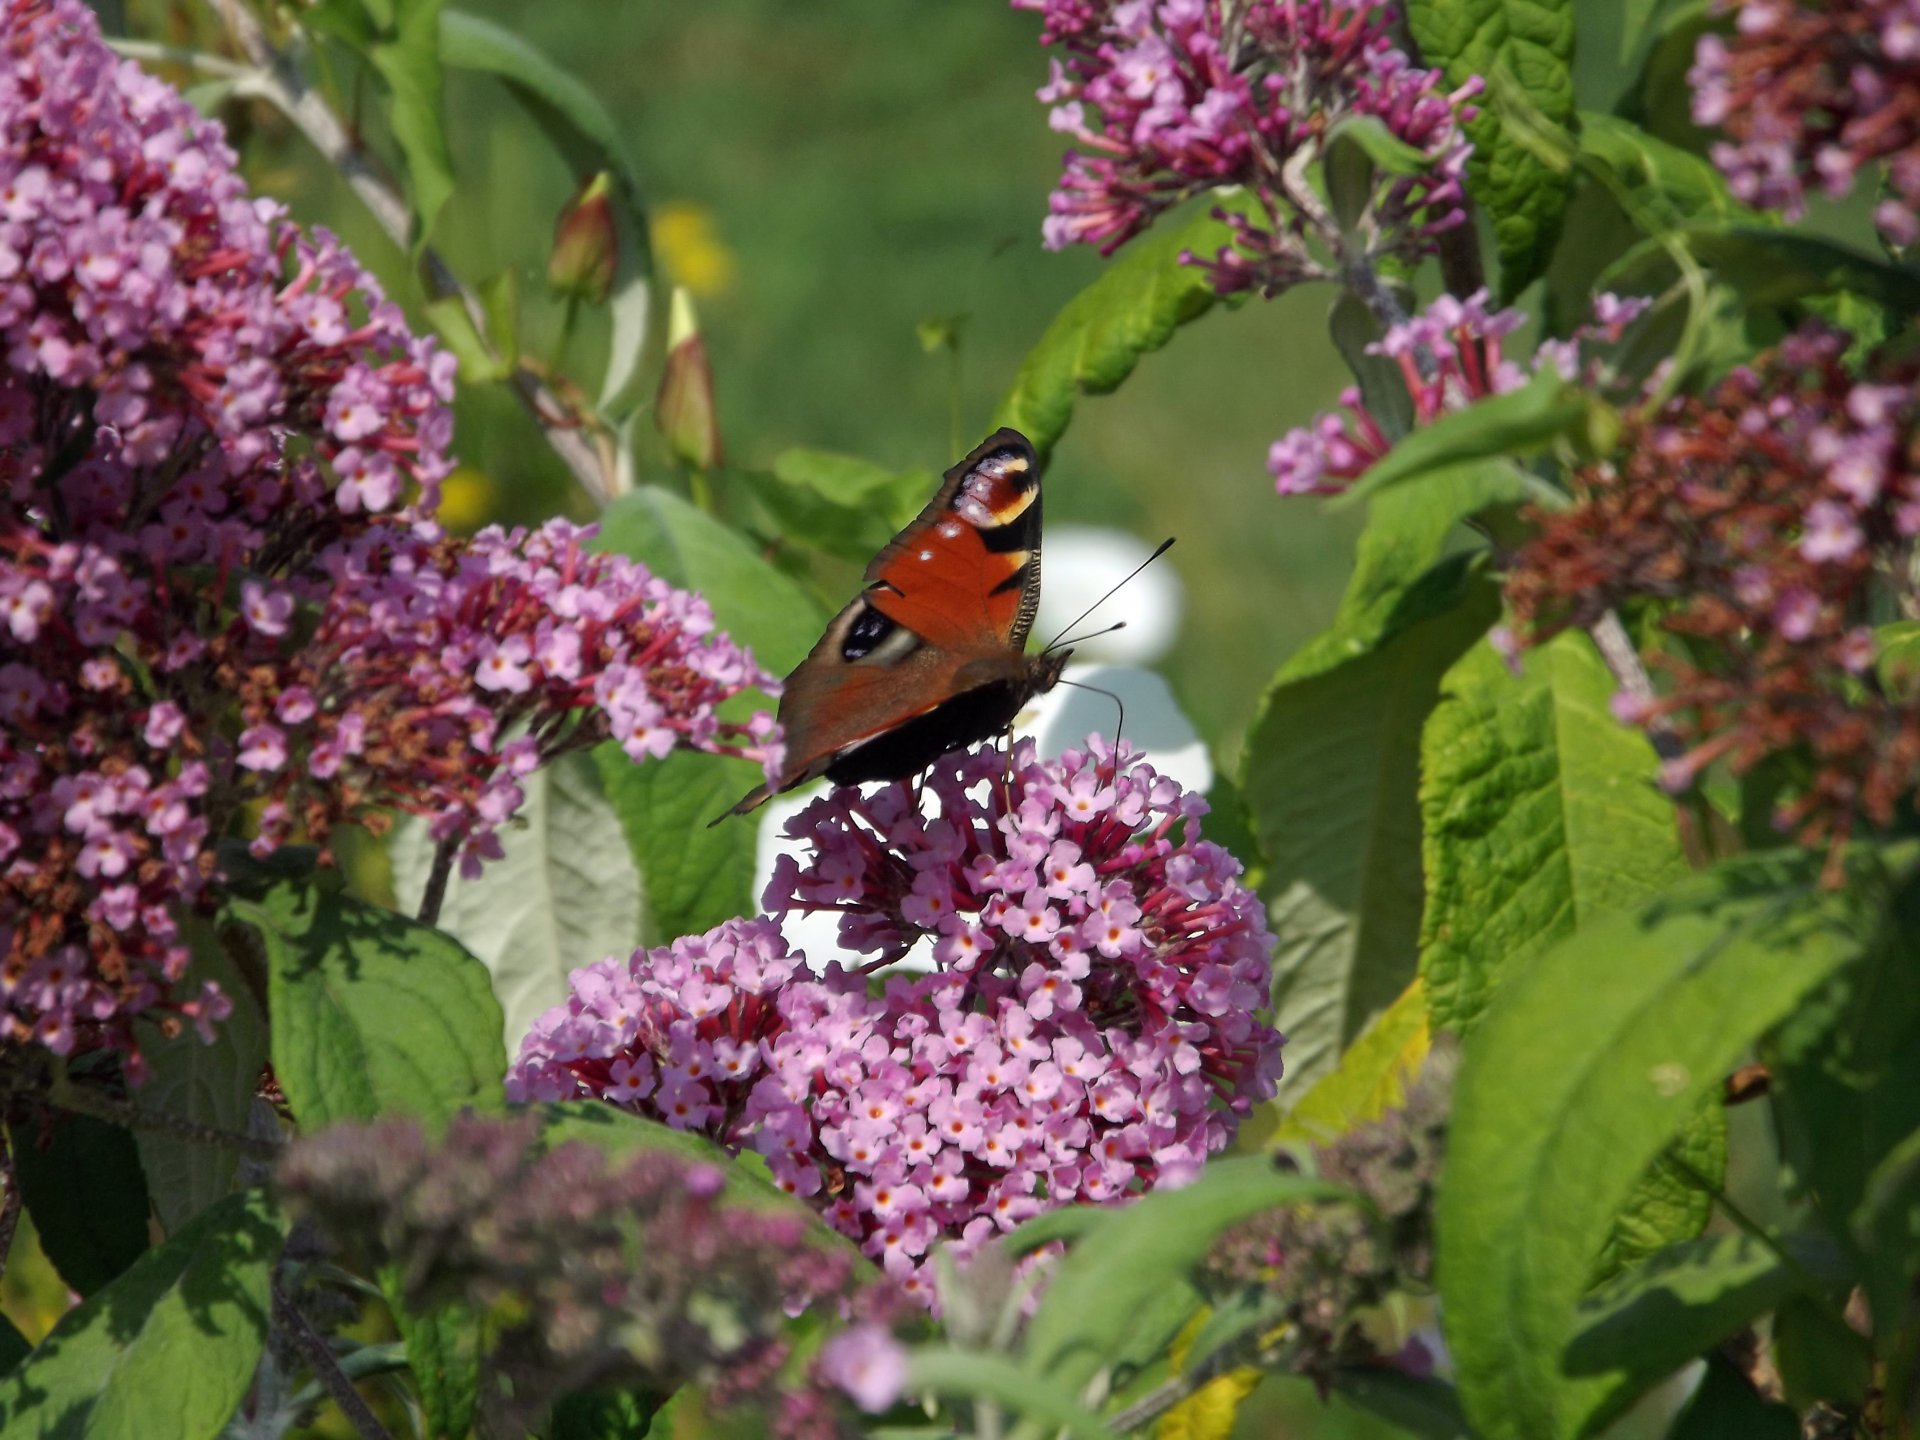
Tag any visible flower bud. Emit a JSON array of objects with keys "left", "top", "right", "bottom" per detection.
[
  {"left": 547, "top": 172, "right": 617, "bottom": 304},
  {"left": 655, "top": 287, "right": 723, "bottom": 470}
]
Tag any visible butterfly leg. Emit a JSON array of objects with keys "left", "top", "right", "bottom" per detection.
[{"left": 994, "top": 724, "right": 1018, "bottom": 817}]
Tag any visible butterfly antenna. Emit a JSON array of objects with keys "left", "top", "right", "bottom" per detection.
[
  {"left": 1041, "top": 537, "right": 1175, "bottom": 654},
  {"left": 1052, "top": 619, "right": 1127, "bottom": 650},
  {"left": 1055, "top": 676, "right": 1127, "bottom": 749}
]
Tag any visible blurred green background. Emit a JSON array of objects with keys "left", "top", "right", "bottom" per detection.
[
  {"left": 178, "top": 0, "right": 1368, "bottom": 762},
  {"left": 118, "top": 0, "right": 1694, "bottom": 763}
]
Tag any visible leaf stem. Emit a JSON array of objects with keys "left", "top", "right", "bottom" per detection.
[
  {"left": 274, "top": 1280, "right": 396, "bottom": 1440},
  {"left": 417, "top": 838, "right": 456, "bottom": 928},
  {"left": 0, "top": 1134, "right": 20, "bottom": 1289},
  {"left": 41, "top": 1077, "right": 283, "bottom": 1163}
]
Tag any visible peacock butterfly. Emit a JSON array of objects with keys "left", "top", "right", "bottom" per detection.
[{"left": 720, "top": 427, "right": 1069, "bottom": 819}]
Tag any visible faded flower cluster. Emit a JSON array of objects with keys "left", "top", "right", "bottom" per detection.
[
  {"left": 1015, "top": 0, "right": 1479, "bottom": 289},
  {"left": 279, "top": 1112, "right": 864, "bottom": 1437},
  {"left": 1268, "top": 288, "right": 1648, "bottom": 495},
  {"left": 1505, "top": 325, "right": 1920, "bottom": 866},
  {"left": 1204, "top": 1051, "right": 1452, "bottom": 1388},
  {"left": 0, "top": 0, "right": 777, "bottom": 1068},
  {"left": 511, "top": 737, "right": 1284, "bottom": 1297},
  {"left": 1691, "top": 0, "right": 1920, "bottom": 245}
]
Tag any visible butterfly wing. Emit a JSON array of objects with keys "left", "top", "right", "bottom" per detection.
[{"left": 720, "top": 429, "right": 1046, "bottom": 816}]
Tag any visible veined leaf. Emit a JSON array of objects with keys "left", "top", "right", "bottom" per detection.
[
  {"left": 1564, "top": 1231, "right": 1845, "bottom": 1417},
  {"left": 1409, "top": 0, "right": 1576, "bottom": 297},
  {"left": 993, "top": 193, "right": 1257, "bottom": 461},
  {"left": 1420, "top": 633, "right": 1690, "bottom": 1033},
  {"left": 594, "top": 744, "right": 757, "bottom": 945},
  {"left": 370, "top": 0, "right": 454, "bottom": 249},
  {"left": 241, "top": 878, "right": 506, "bottom": 1131},
  {"left": 0, "top": 1191, "right": 282, "bottom": 1439},
  {"left": 1246, "top": 557, "right": 1498, "bottom": 1096},
  {"left": 132, "top": 915, "right": 270, "bottom": 1233},
  {"left": 390, "top": 750, "right": 641, "bottom": 1055},
  {"left": 1437, "top": 847, "right": 1904, "bottom": 1440},
  {"left": 1271, "top": 976, "right": 1431, "bottom": 1146},
  {"left": 10, "top": 1111, "right": 150, "bottom": 1298},
  {"left": 1022, "top": 1156, "right": 1346, "bottom": 1396},
  {"left": 1333, "top": 370, "right": 1591, "bottom": 508}
]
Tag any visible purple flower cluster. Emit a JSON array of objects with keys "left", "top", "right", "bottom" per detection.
[
  {"left": 1268, "top": 289, "right": 1649, "bottom": 495},
  {"left": 0, "top": 0, "right": 779, "bottom": 1068},
  {"left": 1690, "top": 0, "right": 1920, "bottom": 245},
  {"left": 1016, "top": 0, "right": 1479, "bottom": 285},
  {"left": 511, "top": 738, "right": 1283, "bottom": 1299},
  {"left": 0, "top": 0, "right": 451, "bottom": 1064},
  {"left": 241, "top": 518, "right": 781, "bottom": 875}
]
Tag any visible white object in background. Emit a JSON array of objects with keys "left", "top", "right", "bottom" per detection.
[{"left": 1033, "top": 525, "right": 1183, "bottom": 664}]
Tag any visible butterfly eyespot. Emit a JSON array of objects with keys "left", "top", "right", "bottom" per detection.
[{"left": 840, "top": 605, "right": 897, "bottom": 660}]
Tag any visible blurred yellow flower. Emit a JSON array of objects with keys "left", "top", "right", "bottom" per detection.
[
  {"left": 436, "top": 465, "right": 496, "bottom": 532},
  {"left": 652, "top": 201, "right": 737, "bottom": 298}
]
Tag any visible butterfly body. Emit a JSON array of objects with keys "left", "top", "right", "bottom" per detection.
[{"left": 723, "top": 427, "right": 1066, "bottom": 817}]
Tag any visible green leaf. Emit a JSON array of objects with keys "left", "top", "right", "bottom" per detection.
[
  {"left": 1591, "top": 1099, "right": 1725, "bottom": 1284},
  {"left": 1245, "top": 557, "right": 1499, "bottom": 1095},
  {"left": 1329, "top": 293, "right": 1414, "bottom": 444},
  {"left": 1857, "top": 1124, "right": 1920, "bottom": 1346},
  {"left": 421, "top": 293, "right": 510, "bottom": 383},
  {"left": 439, "top": 9, "right": 654, "bottom": 409},
  {"left": 390, "top": 750, "right": 640, "bottom": 1054},
  {"left": 1330, "top": 1370, "right": 1474, "bottom": 1439},
  {"left": 477, "top": 266, "right": 521, "bottom": 365},
  {"left": 10, "top": 1110, "right": 151, "bottom": 1298},
  {"left": 300, "top": 0, "right": 379, "bottom": 49},
  {"left": 1272, "top": 977, "right": 1431, "bottom": 1146},
  {"left": 1419, "top": 632, "right": 1691, "bottom": 1033},
  {"left": 594, "top": 744, "right": 755, "bottom": 945},
  {"left": 733, "top": 449, "right": 934, "bottom": 563},
  {"left": 1022, "top": 1156, "right": 1347, "bottom": 1394},
  {"left": 370, "top": 0, "right": 454, "bottom": 249},
  {"left": 1768, "top": 868, "right": 1920, "bottom": 1263},
  {"left": 550, "top": 1388, "right": 666, "bottom": 1440},
  {"left": 905, "top": 1348, "right": 1119, "bottom": 1440},
  {"left": 1772, "top": 1295, "right": 1873, "bottom": 1410},
  {"left": 1334, "top": 370, "right": 1592, "bottom": 508},
  {"left": 1437, "top": 847, "right": 1901, "bottom": 1440},
  {"left": 1668, "top": 1355, "right": 1799, "bottom": 1440},
  {"left": 133, "top": 916, "right": 270, "bottom": 1233},
  {"left": 1564, "top": 1231, "right": 1841, "bottom": 1405},
  {"left": 1408, "top": 0, "right": 1576, "bottom": 297},
  {"left": 1619, "top": 227, "right": 1920, "bottom": 315},
  {"left": 0, "top": 1315, "right": 27, "bottom": 1378},
  {"left": 1283, "top": 461, "right": 1527, "bottom": 683},
  {"left": 593, "top": 485, "right": 825, "bottom": 676},
  {"left": 1618, "top": 0, "right": 1668, "bottom": 63},
  {"left": 992, "top": 193, "right": 1256, "bottom": 461},
  {"left": 1878, "top": 619, "right": 1920, "bottom": 697},
  {"left": 385, "top": 1289, "right": 481, "bottom": 1440},
  {"left": 1577, "top": 113, "right": 1758, "bottom": 233},
  {"left": 240, "top": 879, "right": 506, "bottom": 1130},
  {"left": 0, "top": 1190, "right": 282, "bottom": 1439}
]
